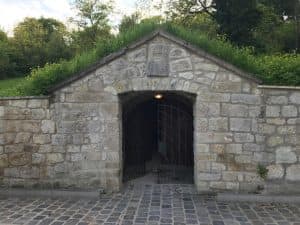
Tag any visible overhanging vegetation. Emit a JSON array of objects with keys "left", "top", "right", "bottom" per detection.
[{"left": 0, "top": 22, "right": 299, "bottom": 97}]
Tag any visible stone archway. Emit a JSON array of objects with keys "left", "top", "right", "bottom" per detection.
[{"left": 120, "top": 91, "right": 195, "bottom": 185}]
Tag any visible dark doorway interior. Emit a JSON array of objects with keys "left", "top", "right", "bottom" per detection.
[{"left": 121, "top": 92, "right": 194, "bottom": 184}]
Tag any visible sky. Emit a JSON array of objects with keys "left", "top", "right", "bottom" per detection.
[{"left": 0, "top": 0, "right": 139, "bottom": 34}]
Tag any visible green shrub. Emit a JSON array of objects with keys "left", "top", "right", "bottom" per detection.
[{"left": 0, "top": 22, "right": 299, "bottom": 97}]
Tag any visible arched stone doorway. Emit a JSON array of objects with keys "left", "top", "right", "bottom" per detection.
[{"left": 120, "top": 91, "right": 195, "bottom": 184}]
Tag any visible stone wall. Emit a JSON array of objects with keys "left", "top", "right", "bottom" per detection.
[
  {"left": 259, "top": 86, "right": 300, "bottom": 194},
  {"left": 0, "top": 33, "right": 300, "bottom": 194},
  {"left": 0, "top": 97, "right": 55, "bottom": 188}
]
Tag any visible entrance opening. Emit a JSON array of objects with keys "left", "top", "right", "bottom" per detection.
[{"left": 121, "top": 91, "right": 194, "bottom": 184}]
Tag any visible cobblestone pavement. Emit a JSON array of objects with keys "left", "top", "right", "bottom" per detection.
[{"left": 0, "top": 184, "right": 300, "bottom": 225}]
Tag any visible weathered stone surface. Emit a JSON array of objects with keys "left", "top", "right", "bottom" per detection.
[
  {"left": 0, "top": 154, "right": 8, "bottom": 167},
  {"left": 276, "top": 146, "right": 297, "bottom": 163},
  {"left": 267, "top": 136, "right": 284, "bottom": 147},
  {"left": 46, "top": 153, "right": 64, "bottom": 164},
  {"left": 209, "top": 118, "right": 228, "bottom": 131},
  {"left": 33, "top": 134, "right": 51, "bottom": 144},
  {"left": 289, "top": 93, "right": 300, "bottom": 104},
  {"left": 221, "top": 104, "right": 248, "bottom": 117},
  {"left": 9, "top": 153, "right": 30, "bottom": 166},
  {"left": 231, "top": 94, "right": 261, "bottom": 105},
  {"left": 267, "top": 96, "right": 288, "bottom": 105},
  {"left": 266, "top": 106, "right": 281, "bottom": 117},
  {"left": 267, "top": 164, "right": 284, "bottom": 179},
  {"left": 41, "top": 120, "right": 55, "bottom": 133},
  {"left": 234, "top": 133, "right": 254, "bottom": 143},
  {"left": 32, "top": 153, "right": 46, "bottom": 164},
  {"left": 230, "top": 118, "right": 252, "bottom": 132},
  {"left": 282, "top": 106, "right": 298, "bottom": 117},
  {"left": 286, "top": 165, "right": 300, "bottom": 181}
]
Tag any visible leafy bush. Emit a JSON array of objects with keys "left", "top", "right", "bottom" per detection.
[{"left": 0, "top": 22, "right": 299, "bottom": 97}]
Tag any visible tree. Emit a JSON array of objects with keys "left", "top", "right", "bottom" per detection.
[
  {"left": 12, "top": 17, "right": 71, "bottom": 74},
  {"left": 70, "top": 0, "right": 113, "bottom": 52},
  {"left": 119, "top": 12, "right": 141, "bottom": 33},
  {"left": 0, "top": 30, "right": 16, "bottom": 79},
  {"left": 166, "top": 0, "right": 262, "bottom": 46}
]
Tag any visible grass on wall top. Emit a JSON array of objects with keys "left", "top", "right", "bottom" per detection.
[{"left": 0, "top": 22, "right": 299, "bottom": 97}]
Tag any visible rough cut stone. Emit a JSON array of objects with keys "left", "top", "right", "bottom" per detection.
[
  {"left": 276, "top": 146, "right": 297, "bottom": 163},
  {"left": 286, "top": 165, "right": 300, "bottom": 181},
  {"left": 230, "top": 118, "right": 252, "bottom": 132},
  {"left": 282, "top": 106, "right": 298, "bottom": 117},
  {"left": 267, "top": 164, "right": 284, "bottom": 179}
]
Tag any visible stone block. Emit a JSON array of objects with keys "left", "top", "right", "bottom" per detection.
[
  {"left": 198, "top": 92, "right": 230, "bottom": 103},
  {"left": 0, "top": 154, "right": 8, "bottom": 167},
  {"left": 197, "top": 172, "right": 221, "bottom": 181},
  {"left": 267, "top": 164, "right": 284, "bottom": 179},
  {"left": 243, "top": 143, "right": 262, "bottom": 152},
  {"left": 231, "top": 94, "right": 261, "bottom": 105},
  {"left": 282, "top": 105, "right": 298, "bottom": 117},
  {"left": 128, "top": 47, "right": 147, "bottom": 62},
  {"left": 289, "top": 93, "right": 300, "bottom": 104},
  {"left": 46, "top": 153, "right": 64, "bottom": 164},
  {"left": 234, "top": 133, "right": 254, "bottom": 143},
  {"left": 41, "top": 120, "right": 55, "bottom": 133},
  {"left": 179, "top": 72, "right": 194, "bottom": 79},
  {"left": 266, "top": 118, "right": 286, "bottom": 125},
  {"left": 70, "top": 153, "right": 84, "bottom": 162},
  {"left": 209, "top": 118, "right": 228, "bottom": 131},
  {"left": 9, "top": 153, "right": 30, "bottom": 166},
  {"left": 286, "top": 165, "right": 300, "bottom": 181},
  {"left": 266, "top": 106, "right": 280, "bottom": 117},
  {"left": 32, "top": 153, "right": 46, "bottom": 164},
  {"left": 210, "top": 144, "right": 225, "bottom": 154},
  {"left": 9, "top": 100, "right": 27, "bottom": 108},
  {"left": 33, "top": 134, "right": 51, "bottom": 144},
  {"left": 195, "top": 144, "right": 209, "bottom": 153},
  {"left": 31, "top": 108, "right": 46, "bottom": 119},
  {"left": 267, "top": 136, "right": 283, "bottom": 147},
  {"left": 197, "top": 132, "right": 233, "bottom": 144},
  {"left": 235, "top": 155, "right": 252, "bottom": 164},
  {"left": 211, "top": 162, "right": 226, "bottom": 171},
  {"left": 67, "top": 145, "right": 80, "bottom": 153},
  {"left": 253, "top": 152, "right": 274, "bottom": 163},
  {"left": 249, "top": 106, "right": 261, "bottom": 117},
  {"left": 230, "top": 118, "right": 251, "bottom": 132},
  {"left": 195, "top": 62, "right": 219, "bottom": 71},
  {"left": 19, "top": 166, "right": 40, "bottom": 179},
  {"left": 225, "top": 144, "right": 243, "bottom": 154},
  {"left": 221, "top": 104, "right": 248, "bottom": 117},
  {"left": 27, "top": 99, "right": 42, "bottom": 108},
  {"left": 170, "top": 58, "right": 193, "bottom": 72},
  {"left": 195, "top": 118, "right": 208, "bottom": 132},
  {"left": 267, "top": 96, "right": 288, "bottom": 105},
  {"left": 0, "top": 106, "right": 4, "bottom": 117},
  {"left": 5, "top": 145, "right": 24, "bottom": 153},
  {"left": 277, "top": 126, "right": 296, "bottom": 135},
  {"left": 276, "top": 146, "right": 297, "bottom": 163},
  {"left": 258, "top": 124, "right": 276, "bottom": 134},
  {"left": 15, "top": 133, "right": 31, "bottom": 144},
  {"left": 211, "top": 82, "right": 241, "bottom": 93},
  {"left": 4, "top": 167, "right": 20, "bottom": 177}
]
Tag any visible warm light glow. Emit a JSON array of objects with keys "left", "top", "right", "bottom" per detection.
[{"left": 154, "top": 94, "right": 163, "bottom": 99}]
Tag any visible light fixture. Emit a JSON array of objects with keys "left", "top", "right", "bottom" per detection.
[{"left": 154, "top": 93, "right": 163, "bottom": 100}]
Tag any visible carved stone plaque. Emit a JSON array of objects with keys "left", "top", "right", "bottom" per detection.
[{"left": 147, "top": 44, "right": 169, "bottom": 77}]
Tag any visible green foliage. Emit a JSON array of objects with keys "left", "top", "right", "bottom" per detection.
[
  {"left": 12, "top": 17, "right": 72, "bottom": 74},
  {"left": 257, "top": 164, "right": 269, "bottom": 179},
  {"left": 0, "top": 77, "right": 25, "bottom": 96},
  {"left": 119, "top": 12, "right": 141, "bottom": 33},
  {"left": 1, "top": 22, "right": 300, "bottom": 97},
  {"left": 69, "top": 0, "right": 113, "bottom": 53}
]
